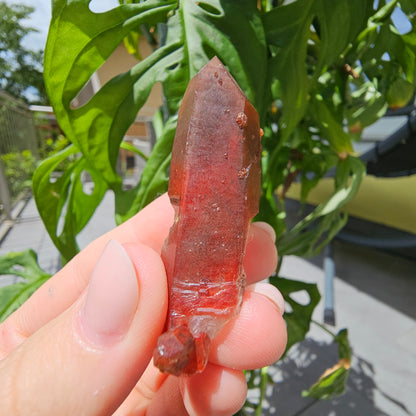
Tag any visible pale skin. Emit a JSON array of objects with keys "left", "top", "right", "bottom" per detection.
[{"left": 0, "top": 193, "right": 287, "bottom": 416}]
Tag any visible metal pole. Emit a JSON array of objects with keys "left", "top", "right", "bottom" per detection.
[{"left": 323, "top": 243, "right": 336, "bottom": 325}]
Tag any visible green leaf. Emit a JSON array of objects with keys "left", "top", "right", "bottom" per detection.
[
  {"left": 32, "top": 145, "right": 107, "bottom": 262},
  {"left": 314, "top": 0, "right": 373, "bottom": 72},
  {"left": 263, "top": 0, "right": 313, "bottom": 141},
  {"left": 270, "top": 276, "right": 321, "bottom": 352},
  {"left": 303, "top": 366, "right": 350, "bottom": 400},
  {"left": 310, "top": 94, "right": 354, "bottom": 155},
  {"left": 45, "top": 0, "right": 268, "bottom": 191},
  {"left": 347, "top": 81, "right": 388, "bottom": 130},
  {"left": 115, "top": 0, "right": 269, "bottom": 219},
  {"left": 187, "top": 0, "right": 268, "bottom": 113},
  {"left": 371, "top": 0, "right": 399, "bottom": 24},
  {"left": 303, "top": 329, "right": 352, "bottom": 399},
  {"left": 278, "top": 156, "right": 365, "bottom": 257},
  {"left": 43, "top": 0, "right": 185, "bottom": 252},
  {"left": 44, "top": 0, "right": 178, "bottom": 185},
  {"left": 256, "top": 192, "right": 287, "bottom": 238},
  {"left": 123, "top": 30, "right": 142, "bottom": 61},
  {"left": 162, "top": 0, "right": 268, "bottom": 116},
  {"left": 354, "top": 2, "right": 416, "bottom": 89},
  {"left": 71, "top": 41, "right": 185, "bottom": 183},
  {"left": 115, "top": 115, "right": 176, "bottom": 222},
  {"left": 299, "top": 148, "right": 339, "bottom": 203},
  {"left": 279, "top": 211, "right": 348, "bottom": 258},
  {"left": 399, "top": 0, "right": 416, "bottom": 17},
  {"left": 335, "top": 328, "right": 352, "bottom": 361},
  {"left": 0, "top": 250, "right": 51, "bottom": 322},
  {"left": 120, "top": 141, "right": 149, "bottom": 161},
  {"left": 323, "top": 156, "right": 365, "bottom": 215},
  {"left": 263, "top": 0, "right": 373, "bottom": 141}
]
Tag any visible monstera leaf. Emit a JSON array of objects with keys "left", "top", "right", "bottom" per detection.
[{"left": 39, "top": 0, "right": 270, "bottom": 251}]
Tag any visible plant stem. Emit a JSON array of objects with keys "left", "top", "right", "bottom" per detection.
[
  {"left": 120, "top": 141, "right": 148, "bottom": 161},
  {"left": 312, "top": 319, "right": 336, "bottom": 338},
  {"left": 255, "top": 366, "right": 269, "bottom": 416}
]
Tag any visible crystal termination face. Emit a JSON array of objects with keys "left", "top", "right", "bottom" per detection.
[{"left": 153, "top": 57, "right": 262, "bottom": 376}]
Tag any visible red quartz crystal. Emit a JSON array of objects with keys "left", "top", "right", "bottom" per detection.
[{"left": 153, "top": 57, "right": 262, "bottom": 376}]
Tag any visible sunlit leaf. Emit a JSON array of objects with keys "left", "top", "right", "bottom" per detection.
[
  {"left": 278, "top": 156, "right": 365, "bottom": 257},
  {"left": 302, "top": 329, "right": 352, "bottom": 399},
  {"left": 0, "top": 250, "right": 51, "bottom": 322},
  {"left": 310, "top": 95, "right": 354, "bottom": 154},
  {"left": 32, "top": 145, "right": 107, "bottom": 262},
  {"left": 45, "top": 0, "right": 178, "bottom": 185},
  {"left": 302, "top": 364, "right": 350, "bottom": 400},
  {"left": 263, "top": 0, "right": 373, "bottom": 142},
  {"left": 115, "top": 115, "right": 177, "bottom": 223},
  {"left": 123, "top": 30, "right": 142, "bottom": 60},
  {"left": 335, "top": 328, "right": 352, "bottom": 361},
  {"left": 271, "top": 276, "right": 321, "bottom": 352}
]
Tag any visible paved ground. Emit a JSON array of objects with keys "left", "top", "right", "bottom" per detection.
[
  {"left": 0, "top": 191, "right": 415, "bottom": 416},
  {"left": 268, "top": 243, "right": 416, "bottom": 416},
  {"left": 0, "top": 197, "right": 61, "bottom": 278}
]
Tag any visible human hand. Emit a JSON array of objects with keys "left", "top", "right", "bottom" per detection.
[{"left": 0, "top": 194, "right": 287, "bottom": 415}]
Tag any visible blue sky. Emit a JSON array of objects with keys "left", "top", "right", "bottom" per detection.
[{"left": 4, "top": 0, "right": 413, "bottom": 51}]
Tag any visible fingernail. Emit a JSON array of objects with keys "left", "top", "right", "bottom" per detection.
[
  {"left": 248, "top": 282, "right": 285, "bottom": 315},
  {"left": 252, "top": 222, "right": 276, "bottom": 243},
  {"left": 80, "top": 240, "right": 138, "bottom": 346}
]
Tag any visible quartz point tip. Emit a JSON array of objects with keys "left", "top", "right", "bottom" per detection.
[{"left": 153, "top": 57, "right": 262, "bottom": 376}]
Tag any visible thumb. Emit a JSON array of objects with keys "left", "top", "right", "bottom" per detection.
[{"left": 0, "top": 240, "right": 167, "bottom": 416}]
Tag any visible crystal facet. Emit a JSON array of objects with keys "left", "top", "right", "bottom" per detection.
[{"left": 153, "top": 57, "right": 262, "bottom": 376}]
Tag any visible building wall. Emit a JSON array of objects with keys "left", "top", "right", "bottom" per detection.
[
  {"left": 95, "top": 38, "right": 162, "bottom": 175},
  {"left": 286, "top": 175, "right": 416, "bottom": 233},
  {"left": 96, "top": 38, "right": 163, "bottom": 119}
]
